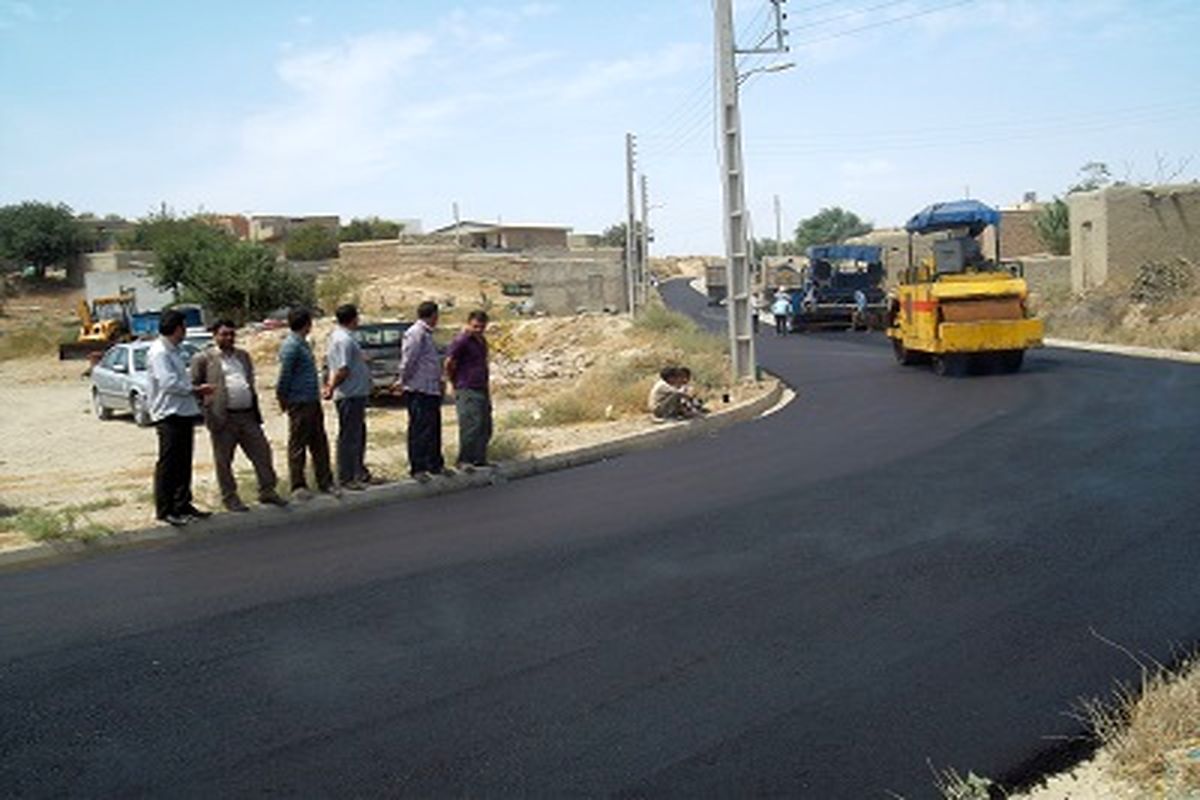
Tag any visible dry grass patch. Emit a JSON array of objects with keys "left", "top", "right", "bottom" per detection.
[
  {"left": 1035, "top": 258, "right": 1200, "bottom": 352},
  {"left": 1077, "top": 648, "right": 1200, "bottom": 794}
]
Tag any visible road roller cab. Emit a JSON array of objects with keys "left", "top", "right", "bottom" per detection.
[{"left": 887, "top": 200, "right": 1043, "bottom": 376}]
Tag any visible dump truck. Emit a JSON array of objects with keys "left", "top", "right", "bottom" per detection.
[
  {"left": 887, "top": 200, "right": 1043, "bottom": 376},
  {"left": 59, "top": 293, "right": 136, "bottom": 360},
  {"left": 788, "top": 244, "right": 887, "bottom": 332}
]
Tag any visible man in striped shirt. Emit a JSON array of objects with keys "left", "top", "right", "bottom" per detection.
[{"left": 396, "top": 301, "right": 447, "bottom": 482}]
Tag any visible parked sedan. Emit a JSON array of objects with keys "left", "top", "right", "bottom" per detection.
[
  {"left": 353, "top": 321, "right": 412, "bottom": 396},
  {"left": 90, "top": 340, "right": 204, "bottom": 425}
]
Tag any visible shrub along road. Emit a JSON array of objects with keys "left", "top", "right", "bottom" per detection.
[{"left": 2, "top": 280, "right": 1198, "bottom": 797}]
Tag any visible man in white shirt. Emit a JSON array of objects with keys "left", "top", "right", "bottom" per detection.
[
  {"left": 147, "top": 310, "right": 214, "bottom": 526},
  {"left": 191, "top": 319, "right": 286, "bottom": 512}
]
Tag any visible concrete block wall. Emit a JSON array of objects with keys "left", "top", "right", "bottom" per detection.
[
  {"left": 1069, "top": 184, "right": 1200, "bottom": 292},
  {"left": 1019, "top": 255, "right": 1071, "bottom": 295}
]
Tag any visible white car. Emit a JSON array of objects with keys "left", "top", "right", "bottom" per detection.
[{"left": 90, "top": 340, "right": 204, "bottom": 426}]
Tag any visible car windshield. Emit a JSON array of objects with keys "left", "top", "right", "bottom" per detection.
[
  {"left": 132, "top": 349, "right": 149, "bottom": 371},
  {"left": 356, "top": 326, "right": 405, "bottom": 346}
]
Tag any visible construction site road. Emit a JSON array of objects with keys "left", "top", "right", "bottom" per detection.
[{"left": 3, "top": 279, "right": 1199, "bottom": 798}]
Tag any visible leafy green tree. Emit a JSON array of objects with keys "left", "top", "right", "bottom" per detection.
[
  {"left": 793, "top": 207, "right": 872, "bottom": 249},
  {"left": 183, "top": 240, "right": 313, "bottom": 323},
  {"left": 123, "top": 216, "right": 233, "bottom": 292},
  {"left": 1034, "top": 198, "right": 1070, "bottom": 255},
  {"left": 285, "top": 222, "right": 340, "bottom": 261},
  {"left": 0, "top": 201, "right": 93, "bottom": 278},
  {"left": 339, "top": 216, "right": 404, "bottom": 242}
]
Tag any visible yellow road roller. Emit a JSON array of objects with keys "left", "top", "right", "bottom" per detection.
[{"left": 887, "top": 200, "right": 1043, "bottom": 376}]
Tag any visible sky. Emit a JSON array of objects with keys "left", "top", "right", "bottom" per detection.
[{"left": 2, "top": 0, "right": 1199, "bottom": 254}]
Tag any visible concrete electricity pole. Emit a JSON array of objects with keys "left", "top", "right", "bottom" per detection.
[
  {"left": 625, "top": 132, "right": 638, "bottom": 315},
  {"left": 639, "top": 174, "right": 650, "bottom": 302},
  {"left": 774, "top": 194, "right": 783, "bottom": 257},
  {"left": 714, "top": 0, "right": 790, "bottom": 381}
]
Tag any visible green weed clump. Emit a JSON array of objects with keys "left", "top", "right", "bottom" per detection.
[
  {"left": 6, "top": 502, "right": 116, "bottom": 543},
  {"left": 488, "top": 429, "right": 530, "bottom": 461}
]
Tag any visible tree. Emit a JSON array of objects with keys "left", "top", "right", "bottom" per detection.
[
  {"left": 752, "top": 238, "right": 801, "bottom": 260},
  {"left": 1034, "top": 198, "right": 1070, "bottom": 255},
  {"left": 340, "top": 216, "right": 404, "bottom": 242},
  {"left": 183, "top": 240, "right": 313, "bottom": 323},
  {"left": 123, "top": 216, "right": 233, "bottom": 292},
  {"left": 285, "top": 222, "right": 340, "bottom": 261},
  {"left": 0, "top": 201, "right": 92, "bottom": 278},
  {"left": 1068, "top": 161, "right": 1112, "bottom": 194},
  {"left": 793, "top": 207, "right": 872, "bottom": 249},
  {"left": 598, "top": 222, "right": 628, "bottom": 248}
]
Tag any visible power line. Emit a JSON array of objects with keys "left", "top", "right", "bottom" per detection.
[
  {"left": 789, "top": 0, "right": 978, "bottom": 47},
  {"left": 788, "top": 0, "right": 923, "bottom": 34}
]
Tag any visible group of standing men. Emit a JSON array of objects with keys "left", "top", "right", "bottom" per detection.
[{"left": 145, "top": 301, "right": 494, "bottom": 527}]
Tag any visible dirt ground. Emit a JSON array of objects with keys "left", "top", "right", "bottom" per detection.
[{"left": 0, "top": 282, "right": 766, "bottom": 552}]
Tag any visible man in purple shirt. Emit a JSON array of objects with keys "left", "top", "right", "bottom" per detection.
[
  {"left": 446, "top": 310, "right": 492, "bottom": 470},
  {"left": 396, "top": 301, "right": 447, "bottom": 482}
]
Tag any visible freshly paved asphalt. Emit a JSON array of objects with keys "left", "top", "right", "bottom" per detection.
[{"left": 3, "top": 280, "right": 1199, "bottom": 798}]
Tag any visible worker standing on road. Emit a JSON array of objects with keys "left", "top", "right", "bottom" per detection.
[
  {"left": 146, "top": 309, "right": 214, "bottom": 526},
  {"left": 396, "top": 301, "right": 447, "bottom": 483},
  {"left": 191, "top": 320, "right": 287, "bottom": 513},
  {"left": 276, "top": 308, "right": 336, "bottom": 501},
  {"left": 771, "top": 290, "right": 791, "bottom": 336},
  {"left": 445, "top": 310, "right": 493, "bottom": 471},
  {"left": 323, "top": 304, "right": 373, "bottom": 492}
]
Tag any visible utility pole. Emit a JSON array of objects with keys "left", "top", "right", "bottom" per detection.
[
  {"left": 639, "top": 174, "right": 650, "bottom": 302},
  {"left": 715, "top": 0, "right": 789, "bottom": 381},
  {"left": 774, "top": 194, "right": 783, "bottom": 257},
  {"left": 625, "top": 132, "right": 638, "bottom": 315},
  {"left": 452, "top": 201, "right": 461, "bottom": 249}
]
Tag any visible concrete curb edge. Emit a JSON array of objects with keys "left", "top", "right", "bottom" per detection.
[
  {"left": 1045, "top": 337, "right": 1200, "bottom": 365},
  {"left": 0, "top": 378, "right": 787, "bottom": 572}
]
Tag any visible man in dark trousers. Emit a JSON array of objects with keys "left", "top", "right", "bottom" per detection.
[
  {"left": 396, "top": 301, "right": 447, "bottom": 482},
  {"left": 191, "top": 319, "right": 286, "bottom": 512},
  {"left": 146, "top": 309, "right": 214, "bottom": 526},
  {"left": 446, "top": 310, "right": 493, "bottom": 470},
  {"left": 276, "top": 307, "right": 336, "bottom": 500},
  {"left": 323, "top": 303, "right": 372, "bottom": 491}
]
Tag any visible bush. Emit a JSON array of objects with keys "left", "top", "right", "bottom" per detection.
[
  {"left": 340, "top": 217, "right": 404, "bottom": 242},
  {"left": 1130, "top": 259, "right": 1195, "bottom": 305},
  {"left": 315, "top": 269, "right": 363, "bottom": 313},
  {"left": 285, "top": 222, "right": 339, "bottom": 261}
]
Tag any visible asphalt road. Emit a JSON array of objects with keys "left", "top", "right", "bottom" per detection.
[{"left": 3, "top": 279, "right": 1199, "bottom": 797}]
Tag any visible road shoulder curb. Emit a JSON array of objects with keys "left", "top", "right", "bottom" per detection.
[
  {"left": 1045, "top": 337, "right": 1200, "bottom": 365},
  {"left": 0, "top": 378, "right": 786, "bottom": 572}
]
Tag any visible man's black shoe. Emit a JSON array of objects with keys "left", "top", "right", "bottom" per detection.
[
  {"left": 181, "top": 506, "right": 212, "bottom": 520},
  {"left": 159, "top": 514, "right": 191, "bottom": 527}
]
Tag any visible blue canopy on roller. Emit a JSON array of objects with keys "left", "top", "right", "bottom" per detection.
[
  {"left": 805, "top": 244, "right": 882, "bottom": 262},
  {"left": 904, "top": 200, "right": 1001, "bottom": 236}
]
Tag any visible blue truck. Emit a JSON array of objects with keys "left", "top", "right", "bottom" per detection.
[{"left": 787, "top": 244, "right": 888, "bottom": 332}]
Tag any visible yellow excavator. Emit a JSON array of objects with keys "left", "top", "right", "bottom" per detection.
[
  {"left": 59, "top": 293, "right": 136, "bottom": 360},
  {"left": 887, "top": 200, "right": 1043, "bottom": 376}
]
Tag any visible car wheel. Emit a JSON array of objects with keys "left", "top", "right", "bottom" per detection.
[
  {"left": 131, "top": 393, "right": 152, "bottom": 427},
  {"left": 93, "top": 388, "right": 113, "bottom": 420}
]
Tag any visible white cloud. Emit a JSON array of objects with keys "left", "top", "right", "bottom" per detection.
[
  {"left": 294, "top": 14, "right": 314, "bottom": 28},
  {"left": 559, "top": 43, "right": 704, "bottom": 101},
  {"left": 275, "top": 31, "right": 433, "bottom": 98},
  {"left": 520, "top": 2, "right": 558, "bottom": 17}
]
